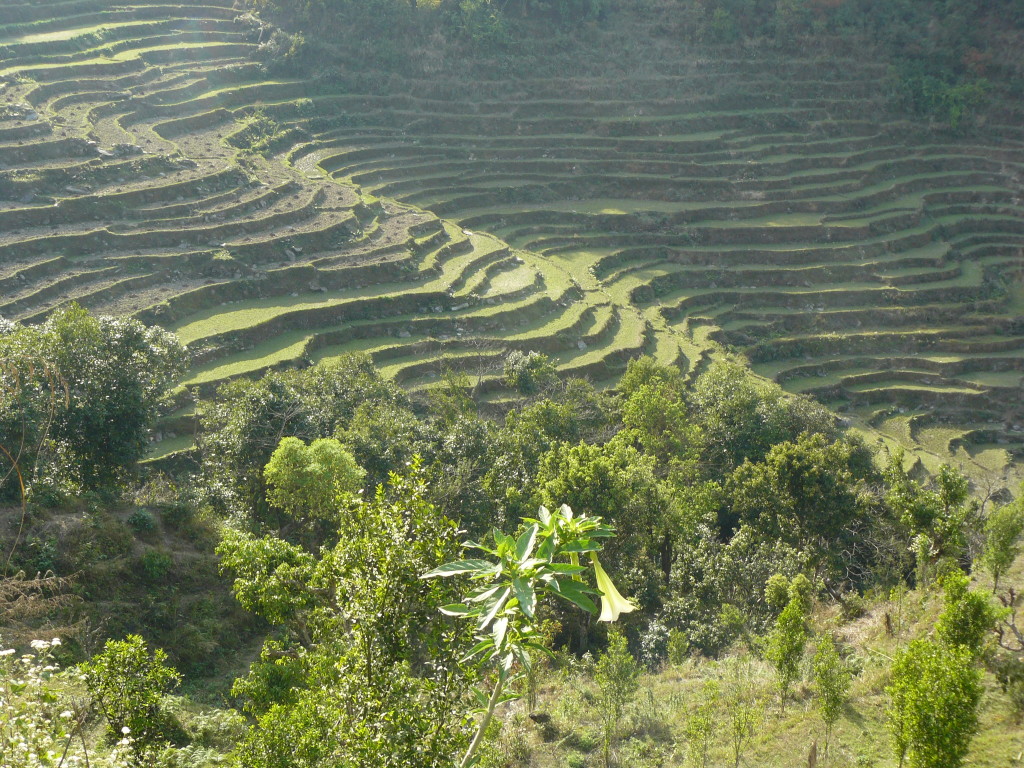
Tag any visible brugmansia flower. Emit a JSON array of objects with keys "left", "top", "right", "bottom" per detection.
[{"left": 590, "top": 553, "right": 636, "bottom": 622}]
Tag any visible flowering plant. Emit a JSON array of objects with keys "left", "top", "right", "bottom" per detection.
[
  {"left": 0, "top": 637, "right": 132, "bottom": 768},
  {"left": 423, "top": 504, "right": 635, "bottom": 767}
]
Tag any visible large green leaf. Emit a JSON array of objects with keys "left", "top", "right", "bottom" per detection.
[
  {"left": 512, "top": 577, "right": 536, "bottom": 619},
  {"left": 421, "top": 559, "right": 495, "bottom": 578},
  {"left": 561, "top": 539, "right": 600, "bottom": 553},
  {"left": 479, "top": 586, "right": 511, "bottom": 630},
  {"left": 516, "top": 524, "right": 538, "bottom": 563},
  {"left": 548, "top": 577, "right": 598, "bottom": 613}
]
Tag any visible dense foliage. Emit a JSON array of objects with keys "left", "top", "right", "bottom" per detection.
[
  {"left": 0, "top": 304, "right": 187, "bottom": 500},
  {"left": 2, "top": 309, "right": 1022, "bottom": 765}
]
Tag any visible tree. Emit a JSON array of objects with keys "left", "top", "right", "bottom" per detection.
[
  {"left": 726, "top": 433, "right": 873, "bottom": 576},
  {"left": 934, "top": 569, "right": 1000, "bottom": 656},
  {"left": 264, "top": 436, "right": 365, "bottom": 523},
  {"left": 199, "top": 354, "right": 403, "bottom": 516},
  {"left": 503, "top": 350, "right": 558, "bottom": 395},
  {"left": 0, "top": 305, "right": 186, "bottom": 497},
  {"left": 686, "top": 360, "right": 836, "bottom": 475},
  {"left": 812, "top": 633, "right": 851, "bottom": 755},
  {"left": 722, "top": 657, "right": 763, "bottom": 768},
  {"left": 885, "top": 455, "right": 978, "bottom": 586},
  {"left": 82, "top": 635, "right": 182, "bottom": 765},
  {"left": 764, "top": 574, "right": 811, "bottom": 710},
  {"left": 534, "top": 437, "right": 672, "bottom": 620},
  {"left": 981, "top": 496, "right": 1024, "bottom": 590},
  {"left": 886, "top": 639, "right": 981, "bottom": 768},
  {"left": 594, "top": 627, "right": 640, "bottom": 768},
  {"left": 222, "top": 458, "right": 473, "bottom": 768}
]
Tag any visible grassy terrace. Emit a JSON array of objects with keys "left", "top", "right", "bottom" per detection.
[{"left": 0, "top": 0, "right": 1022, "bottom": 473}]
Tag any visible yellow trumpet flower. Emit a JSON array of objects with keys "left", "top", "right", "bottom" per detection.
[{"left": 590, "top": 553, "right": 636, "bottom": 622}]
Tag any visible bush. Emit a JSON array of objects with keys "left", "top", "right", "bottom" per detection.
[
  {"left": 887, "top": 639, "right": 981, "bottom": 768},
  {"left": 1, "top": 637, "right": 134, "bottom": 768},
  {"left": 128, "top": 509, "right": 156, "bottom": 534},
  {"left": 140, "top": 550, "right": 174, "bottom": 583},
  {"left": 82, "top": 635, "right": 183, "bottom": 765}
]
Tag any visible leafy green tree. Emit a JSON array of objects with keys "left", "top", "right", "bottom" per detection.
[
  {"left": 594, "top": 627, "right": 640, "bottom": 768},
  {"left": 813, "top": 633, "right": 851, "bottom": 754},
  {"left": 481, "top": 380, "right": 614, "bottom": 527},
  {"left": 337, "top": 399, "right": 425, "bottom": 490},
  {"left": 887, "top": 638, "right": 981, "bottom": 768},
  {"left": 620, "top": 380, "right": 701, "bottom": 474},
  {"left": 199, "top": 354, "right": 402, "bottom": 516},
  {"left": 686, "top": 360, "right": 837, "bottom": 475},
  {"left": 534, "top": 437, "right": 673, "bottom": 608},
  {"left": 1, "top": 305, "right": 186, "bottom": 497},
  {"left": 722, "top": 657, "right": 763, "bottom": 768},
  {"left": 618, "top": 355, "right": 684, "bottom": 400},
  {"left": 264, "top": 436, "right": 365, "bottom": 522},
  {"left": 885, "top": 454, "right": 978, "bottom": 585},
  {"left": 222, "top": 458, "right": 472, "bottom": 768},
  {"left": 503, "top": 350, "right": 558, "bottom": 395},
  {"left": 726, "top": 433, "right": 873, "bottom": 576},
  {"left": 764, "top": 574, "right": 811, "bottom": 709},
  {"left": 934, "top": 569, "right": 1000, "bottom": 656},
  {"left": 82, "top": 635, "right": 183, "bottom": 765},
  {"left": 981, "top": 496, "right": 1024, "bottom": 590}
]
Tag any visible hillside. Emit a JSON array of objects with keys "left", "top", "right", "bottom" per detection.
[{"left": 0, "top": 0, "right": 1022, "bottom": 482}]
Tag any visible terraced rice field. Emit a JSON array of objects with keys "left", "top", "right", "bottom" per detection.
[{"left": 1, "top": 1, "right": 1023, "bottom": 474}]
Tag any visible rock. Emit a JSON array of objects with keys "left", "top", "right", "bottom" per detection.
[
  {"left": 398, "top": 330, "right": 411, "bottom": 338},
  {"left": 577, "top": 340, "right": 588, "bottom": 350}
]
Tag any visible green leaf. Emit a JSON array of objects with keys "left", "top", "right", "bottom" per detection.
[
  {"left": 479, "top": 587, "right": 511, "bottom": 630},
  {"left": 524, "top": 640, "right": 557, "bottom": 660},
  {"left": 516, "top": 524, "right": 538, "bottom": 563},
  {"left": 439, "top": 603, "right": 470, "bottom": 616},
  {"left": 493, "top": 616, "right": 509, "bottom": 650},
  {"left": 548, "top": 577, "right": 598, "bottom": 613},
  {"left": 421, "top": 559, "right": 495, "bottom": 579},
  {"left": 513, "top": 577, "right": 536, "bottom": 619},
  {"left": 471, "top": 685, "right": 489, "bottom": 708},
  {"left": 561, "top": 539, "right": 600, "bottom": 553},
  {"left": 536, "top": 535, "right": 555, "bottom": 561},
  {"left": 462, "top": 638, "right": 494, "bottom": 663}
]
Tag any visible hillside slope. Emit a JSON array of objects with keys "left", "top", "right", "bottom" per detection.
[{"left": 0, "top": 0, "right": 1022, "bottom": 480}]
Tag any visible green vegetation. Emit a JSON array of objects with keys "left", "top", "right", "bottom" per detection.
[{"left": 2, "top": 0, "right": 1024, "bottom": 764}]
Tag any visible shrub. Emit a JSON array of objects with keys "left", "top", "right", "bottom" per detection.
[
  {"left": 140, "top": 550, "right": 174, "bottom": 583},
  {"left": 1, "top": 637, "right": 132, "bottom": 767},
  {"left": 887, "top": 639, "right": 981, "bottom": 768},
  {"left": 934, "top": 570, "right": 1000, "bottom": 657},
  {"left": 981, "top": 497, "right": 1024, "bottom": 590},
  {"left": 128, "top": 509, "right": 156, "bottom": 534},
  {"left": 82, "top": 635, "right": 183, "bottom": 765},
  {"left": 813, "top": 634, "right": 852, "bottom": 754}
]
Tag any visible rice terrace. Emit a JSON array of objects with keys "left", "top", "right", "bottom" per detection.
[
  {"left": 5, "top": 2, "right": 1024, "bottom": 767},
  {"left": 0, "top": 0, "right": 1021, "bottom": 480}
]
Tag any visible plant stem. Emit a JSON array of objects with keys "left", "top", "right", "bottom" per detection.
[{"left": 460, "top": 671, "right": 506, "bottom": 768}]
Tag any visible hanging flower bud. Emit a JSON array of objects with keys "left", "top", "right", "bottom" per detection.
[{"left": 590, "top": 553, "right": 636, "bottom": 622}]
